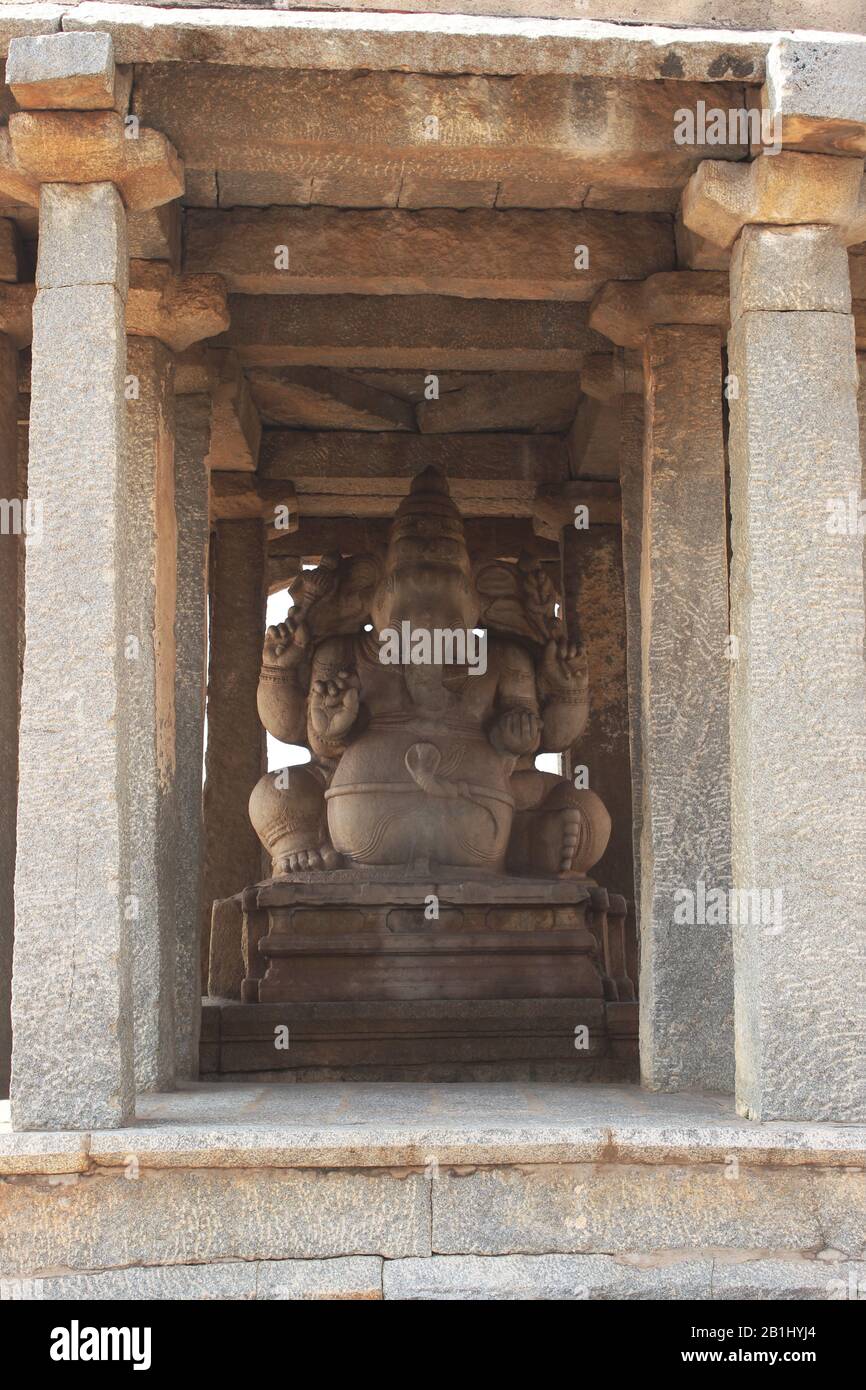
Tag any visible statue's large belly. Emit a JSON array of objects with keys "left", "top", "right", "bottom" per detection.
[{"left": 326, "top": 727, "right": 513, "bottom": 870}]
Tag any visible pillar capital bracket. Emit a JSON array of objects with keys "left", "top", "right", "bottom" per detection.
[
  {"left": 588, "top": 272, "right": 729, "bottom": 349},
  {"left": 0, "top": 110, "right": 184, "bottom": 212},
  {"left": 681, "top": 151, "right": 866, "bottom": 251},
  {"left": 127, "top": 262, "right": 230, "bottom": 353}
]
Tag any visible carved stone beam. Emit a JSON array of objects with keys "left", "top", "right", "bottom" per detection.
[
  {"left": 588, "top": 271, "right": 729, "bottom": 349},
  {"left": 126, "top": 261, "right": 229, "bottom": 353},
  {"left": 579, "top": 350, "right": 643, "bottom": 401},
  {"left": 210, "top": 472, "right": 299, "bottom": 531},
  {"left": 532, "top": 480, "right": 621, "bottom": 539},
  {"left": 681, "top": 150, "right": 866, "bottom": 251}
]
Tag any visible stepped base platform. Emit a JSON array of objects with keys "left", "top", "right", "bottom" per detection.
[
  {"left": 1, "top": 1083, "right": 863, "bottom": 1301},
  {"left": 224, "top": 871, "right": 637, "bottom": 1079}
]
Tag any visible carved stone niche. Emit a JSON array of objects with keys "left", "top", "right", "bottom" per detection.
[{"left": 206, "top": 468, "right": 637, "bottom": 1081}]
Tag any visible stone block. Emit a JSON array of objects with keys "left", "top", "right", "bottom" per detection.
[
  {"left": 430, "top": 1163, "right": 842, "bottom": 1256},
  {"left": 1, "top": 1262, "right": 257, "bottom": 1301},
  {"left": 35, "top": 182, "right": 127, "bottom": 296},
  {"left": 730, "top": 224, "right": 851, "bottom": 319},
  {"left": 6, "top": 32, "right": 116, "bottom": 111},
  {"left": 712, "top": 1258, "right": 866, "bottom": 1301},
  {"left": 127, "top": 201, "right": 181, "bottom": 269},
  {"left": 257, "top": 1257, "right": 383, "bottom": 1300},
  {"left": 383, "top": 1254, "right": 713, "bottom": 1300},
  {"left": 248, "top": 366, "right": 415, "bottom": 433},
  {"left": 764, "top": 37, "right": 866, "bottom": 155},
  {"left": 0, "top": 1167, "right": 430, "bottom": 1275},
  {"left": 0, "top": 218, "right": 20, "bottom": 282}
]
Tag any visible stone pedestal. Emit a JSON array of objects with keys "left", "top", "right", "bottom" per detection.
[{"left": 212, "top": 873, "right": 638, "bottom": 1080}]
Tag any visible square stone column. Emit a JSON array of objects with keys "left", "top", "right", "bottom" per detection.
[
  {"left": 0, "top": 330, "right": 19, "bottom": 1096},
  {"left": 638, "top": 325, "right": 733, "bottom": 1094},
  {"left": 617, "top": 391, "right": 645, "bottom": 934},
  {"left": 2, "top": 31, "right": 185, "bottom": 1128},
  {"left": 12, "top": 183, "right": 135, "bottom": 1129},
  {"left": 727, "top": 227, "right": 866, "bottom": 1122},
  {"left": 560, "top": 523, "right": 634, "bottom": 904},
  {"left": 684, "top": 152, "right": 866, "bottom": 1121},
  {"left": 201, "top": 518, "right": 267, "bottom": 988},
  {"left": 173, "top": 392, "right": 211, "bottom": 1079},
  {"left": 124, "top": 335, "right": 178, "bottom": 1093},
  {"left": 587, "top": 285, "right": 734, "bottom": 1095}
]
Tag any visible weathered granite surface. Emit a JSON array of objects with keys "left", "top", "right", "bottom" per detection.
[
  {"left": 639, "top": 324, "right": 733, "bottom": 1094},
  {"left": 12, "top": 183, "right": 134, "bottom": 1130},
  {"left": 728, "top": 296, "right": 866, "bottom": 1122}
]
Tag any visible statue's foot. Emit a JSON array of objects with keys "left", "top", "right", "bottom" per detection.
[{"left": 274, "top": 844, "right": 342, "bottom": 874}]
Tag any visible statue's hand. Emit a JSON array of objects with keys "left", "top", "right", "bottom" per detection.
[
  {"left": 538, "top": 637, "right": 588, "bottom": 701},
  {"left": 310, "top": 670, "right": 360, "bottom": 741},
  {"left": 263, "top": 615, "right": 310, "bottom": 671},
  {"left": 491, "top": 706, "right": 542, "bottom": 756}
]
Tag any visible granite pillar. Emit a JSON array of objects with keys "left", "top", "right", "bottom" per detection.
[
  {"left": 12, "top": 183, "right": 134, "bottom": 1128},
  {"left": 173, "top": 392, "right": 211, "bottom": 1078},
  {"left": 639, "top": 324, "right": 733, "bottom": 1094},
  {"left": 124, "top": 334, "right": 178, "bottom": 1093},
  {"left": 0, "top": 332, "right": 18, "bottom": 1097},
  {"left": 201, "top": 519, "right": 267, "bottom": 987},
  {"left": 727, "top": 224, "right": 866, "bottom": 1121}
]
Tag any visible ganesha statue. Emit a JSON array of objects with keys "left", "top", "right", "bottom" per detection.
[{"left": 249, "top": 466, "right": 611, "bottom": 879}]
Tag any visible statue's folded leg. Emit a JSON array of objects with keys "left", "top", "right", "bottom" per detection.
[
  {"left": 249, "top": 763, "right": 341, "bottom": 874},
  {"left": 507, "top": 769, "right": 611, "bottom": 877}
]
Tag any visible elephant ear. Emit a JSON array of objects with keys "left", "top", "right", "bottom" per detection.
[
  {"left": 290, "top": 550, "right": 384, "bottom": 639},
  {"left": 474, "top": 555, "right": 562, "bottom": 648}
]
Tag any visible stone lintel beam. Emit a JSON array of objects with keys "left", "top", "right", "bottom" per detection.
[
  {"left": 210, "top": 472, "right": 299, "bottom": 528},
  {"left": 219, "top": 296, "right": 608, "bottom": 372},
  {"left": 261, "top": 430, "right": 568, "bottom": 498},
  {"left": 126, "top": 261, "right": 229, "bottom": 353},
  {"left": 532, "top": 480, "right": 621, "bottom": 533},
  {"left": 763, "top": 36, "right": 866, "bottom": 156},
  {"left": 0, "top": 110, "right": 183, "bottom": 212},
  {"left": 269, "top": 516, "right": 557, "bottom": 566},
  {"left": 681, "top": 151, "right": 865, "bottom": 250},
  {"left": 580, "top": 350, "right": 643, "bottom": 401},
  {"left": 185, "top": 206, "right": 675, "bottom": 303},
  {"left": 6, "top": 31, "right": 129, "bottom": 112},
  {"left": 588, "top": 271, "right": 729, "bottom": 348}
]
